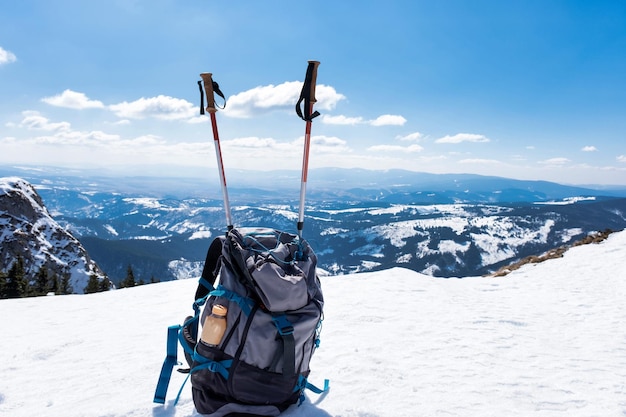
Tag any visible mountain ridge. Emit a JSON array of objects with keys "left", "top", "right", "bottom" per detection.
[
  {"left": 3, "top": 169, "right": 626, "bottom": 286},
  {"left": 3, "top": 165, "right": 626, "bottom": 200},
  {"left": 0, "top": 177, "right": 107, "bottom": 294}
]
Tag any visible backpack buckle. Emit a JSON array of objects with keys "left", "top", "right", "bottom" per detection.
[
  {"left": 277, "top": 325, "right": 294, "bottom": 336},
  {"left": 271, "top": 314, "right": 294, "bottom": 336}
]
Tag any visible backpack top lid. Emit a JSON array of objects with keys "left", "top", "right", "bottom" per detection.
[{"left": 223, "top": 227, "right": 322, "bottom": 312}]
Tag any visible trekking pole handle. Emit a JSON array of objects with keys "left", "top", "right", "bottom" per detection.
[
  {"left": 200, "top": 73, "right": 217, "bottom": 113},
  {"left": 307, "top": 60, "right": 320, "bottom": 104}
]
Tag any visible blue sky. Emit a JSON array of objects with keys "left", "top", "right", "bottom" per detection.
[{"left": 1, "top": 1, "right": 626, "bottom": 185}]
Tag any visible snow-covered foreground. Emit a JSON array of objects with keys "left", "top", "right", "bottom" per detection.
[{"left": 2, "top": 231, "right": 626, "bottom": 417}]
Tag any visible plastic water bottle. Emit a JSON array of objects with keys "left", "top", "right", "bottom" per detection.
[{"left": 200, "top": 304, "right": 228, "bottom": 347}]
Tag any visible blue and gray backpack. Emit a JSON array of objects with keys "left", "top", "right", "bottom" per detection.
[{"left": 154, "top": 227, "right": 328, "bottom": 416}]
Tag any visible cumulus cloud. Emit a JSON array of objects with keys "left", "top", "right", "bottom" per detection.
[
  {"left": 435, "top": 133, "right": 490, "bottom": 144},
  {"left": 369, "top": 114, "right": 406, "bottom": 126},
  {"left": 311, "top": 135, "right": 351, "bottom": 154},
  {"left": 109, "top": 95, "right": 196, "bottom": 120},
  {"left": 396, "top": 132, "right": 423, "bottom": 141},
  {"left": 582, "top": 146, "right": 597, "bottom": 152},
  {"left": 223, "top": 137, "right": 278, "bottom": 149},
  {"left": 224, "top": 82, "right": 345, "bottom": 118},
  {"left": 322, "top": 113, "right": 407, "bottom": 126},
  {"left": 539, "top": 157, "right": 571, "bottom": 166},
  {"left": 222, "top": 135, "right": 350, "bottom": 156},
  {"left": 367, "top": 144, "right": 423, "bottom": 153},
  {"left": 42, "top": 90, "right": 105, "bottom": 109},
  {"left": 0, "top": 46, "right": 16, "bottom": 65},
  {"left": 18, "top": 111, "right": 71, "bottom": 132},
  {"left": 33, "top": 130, "right": 122, "bottom": 146},
  {"left": 617, "top": 155, "right": 626, "bottom": 163},
  {"left": 458, "top": 158, "right": 501, "bottom": 164},
  {"left": 322, "top": 115, "right": 364, "bottom": 125},
  {"left": 13, "top": 111, "right": 172, "bottom": 148}
]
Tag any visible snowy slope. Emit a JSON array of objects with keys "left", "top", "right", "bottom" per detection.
[
  {"left": 1, "top": 231, "right": 625, "bottom": 417},
  {"left": 0, "top": 177, "right": 106, "bottom": 293}
]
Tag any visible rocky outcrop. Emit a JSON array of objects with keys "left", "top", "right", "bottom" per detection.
[{"left": 0, "top": 177, "right": 107, "bottom": 293}]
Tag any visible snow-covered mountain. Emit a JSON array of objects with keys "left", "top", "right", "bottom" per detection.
[
  {"left": 0, "top": 177, "right": 106, "bottom": 294},
  {"left": 1, "top": 228, "right": 625, "bottom": 417},
  {"left": 37, "top": 184, "right": 626, "bottom": 283},
  {"left": 2, "top": 167, "right": 626, "bottom": 285}
]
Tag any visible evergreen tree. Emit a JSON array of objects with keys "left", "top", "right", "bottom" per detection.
[
  {"left": 0, "top": 270, "right": 7, "bottom": 299},
  {"left": 5, "top": 256, "right": 27, "bottom": 298},
  {"left": 98, "top": 276, "right": 112, "bottom": 292},
  {"left": 32, "top": 267, "right": 50, "bottom": 296},
  {"left": 49, "top": 273, "right": 59, "bottom": 295},
  {"left": 122, "top": 265, "right": 136, "bottom": 288},
  {"left": 59, "top": 274, "right": 73, "bottom": 295},
  {"left": 84, "top": 274, "right": 100, "bottom": 294}
]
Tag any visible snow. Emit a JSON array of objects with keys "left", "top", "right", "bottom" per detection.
[
  {"left": 189, "top": 230, "right": 212, "bottom": 240},
  {"left": 535, "top": 196, "right": 597, "bottom": 205},
  {"left": 1, "top": 231, "right": 626, "bottom": 417}
]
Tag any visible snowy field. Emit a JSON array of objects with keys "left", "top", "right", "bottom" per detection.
[{"left": 1, "top": 230, "right": 626, "bottom": 417}]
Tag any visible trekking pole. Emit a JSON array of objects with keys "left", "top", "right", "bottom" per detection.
[
  {"left": 199, "top": 73, "right": 233, "bottom": 231},
  {"left": 295, "top": 60, "right": 321, "bottom": 238}
]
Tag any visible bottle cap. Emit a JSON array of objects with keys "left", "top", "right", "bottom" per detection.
[{"left": 212, "top": 304, "right": 227, "bottom": 316}]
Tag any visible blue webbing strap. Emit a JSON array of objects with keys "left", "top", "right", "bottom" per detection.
[
  {"left": 198, "top": 277, "right": 214, "bottom": 294},
  {"left": 153, "top": 324, "right": 182, "bottom": 404},
  {"left": 294, "top": 375, "right": 330, "bottom": 405},
  {"left": 173, "top": 374, "right": 190, "bottom": 405},
  {"left": 305, "top": 378, "right": 330, "bottom": 394},
  {"left": 210, "top": 285, "right": 255, "bottom": 316},
  {"left": 171, "top": 358, "right": 232, "bottom": 406},
  {"left": 190, "top": 356, "right": 233, "bottom": 380}
]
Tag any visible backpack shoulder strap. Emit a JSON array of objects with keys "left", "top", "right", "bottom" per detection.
[{"left": 195, "top": 235, "right": 225, "bottom": 301}]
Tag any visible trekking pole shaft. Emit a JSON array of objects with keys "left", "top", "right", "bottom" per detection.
[
  {"left": 297, "top": 113, "right": 313, "bottom": 233},
  {"left": 297, "top": 60, "right": 320, "bottom": 237},
  {"left": 211, "top": 112, "right": 233, "bottom": 229},
  {"left": 200, "top": 72, "right": 232, "bottom": 230}
]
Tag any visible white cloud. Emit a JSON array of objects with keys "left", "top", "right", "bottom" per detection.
[
  {"left": 539, "top": 157, "right": 571, "bottom": 166},
  {"left": 458, "top": 158, "right": 501, "bottom": 164},
  {"left": 311, "top": 135, "right": 351, "bottom": 154},
  {"left": 369, "top": 114, "right": 406, "bottom": 126},
  {"left": 322, "top": 115, "right": 364, "bottom": 125},
  {"left": 223, "top": 137, "right": 278, "bottom": 149},
  {"left": 367, "top": 144, "right": 423, "bottom": 153},
  {"left": 42, "top": 90, "right": 105, "bottom": 109},
  {"left": 617, "top": 155, "right": 626, "bottom": 163},
  {"left": 582, "top": 146, "right": 597, "bottom": 152},
  {"left": 322, "top": 114, "right": 407, "bottom": 127},
  {"left": 109, "top": 95, "right": 196, "bottom": 120},
  {"left": 314, "top": 85, "right": 346, "bottom": 111},
  {"left": 396, "top": 132, "right": 423, "bottom": 141},
  {"left": 18, "top": 111, "right": 71, "bottom": 132},
  {"left": 219, "top": 135, "right": 351, "bottom": 160},
  {"left": 436, "top": 133, "right": 490, "bottom": 144},
  {"left": 224, "top": 82, "right": 345, "bottom": 118},
  {"left": 33, "top": 130, "right": 123, "bottom": 146},
  {"left": 0, "top": 46, "right": 16, "bottom": 65}
]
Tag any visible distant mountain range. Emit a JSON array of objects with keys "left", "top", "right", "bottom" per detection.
[{"left": 2, "top": 166, "right": 626, "bottom": 286}]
